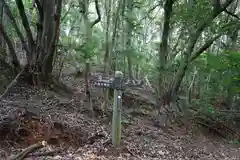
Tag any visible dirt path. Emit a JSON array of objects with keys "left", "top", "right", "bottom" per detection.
[{"left": 0, "top": 81, "right": 239, "bottom": 159}]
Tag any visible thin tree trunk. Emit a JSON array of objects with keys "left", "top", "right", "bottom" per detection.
[
  {"left": 0, "top": 1, "right": 6, "bottom": 56},
  {"left": 15, "top": 0, "right": 35, "bottom": 55},
  {"left": 102, "top": 0, "right": 112, "bottom": 110},
  {"left": 110, "top": 0, "right": 122, "bottom": 73},
  {"left": 81, "top": 0, "right": 101, "bottom": 116},
  {"left": 3, "top": 0, "right": 30, "bottom": 57},
  {"left": 225, "top": 14, "right": 238, "bottom": 109},
  {"left": 0, "top": 25, "right": 21, "bottom": 72},
  {"left": 103, "top": 0, "right": 112, "bottom": 73},
  {"left": 168, "top": 0, "right": 235, "bottom": 103},
  {"left": 126, "top": 0, "right": 134, "bottom": 80},
  {"left": 156, "top": 0, "right": 174, "bottom": 126},
  {"left": 187, "top": 67, "right": 198, "bottom": 104},
  {"left": 158, "top": 0, "right": 174, "bottom": 96}
]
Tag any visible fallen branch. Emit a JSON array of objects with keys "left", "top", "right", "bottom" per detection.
[
  {"left": 8, "top": 141, "right": 47, "bottom": 160},
  {"left": 26, "top": 149, "right": 62, "bottom": 158},
  {"left": 0, "top": 69, "right": 24, "bottom": 100}
]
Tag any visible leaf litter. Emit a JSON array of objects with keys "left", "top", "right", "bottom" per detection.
[{"left": 0, "top": 77, "right": 239, "bottom": 160}]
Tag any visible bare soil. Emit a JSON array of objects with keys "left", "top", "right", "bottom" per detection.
[{"left": 0, "top": 74, "right": 239, "bottom": 160}]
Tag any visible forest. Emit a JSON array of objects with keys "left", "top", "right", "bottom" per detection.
[{"left": 0, "top": 0, "right": 240, "bottom": 159}]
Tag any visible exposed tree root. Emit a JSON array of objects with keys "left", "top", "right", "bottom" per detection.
[{"left": 8, "top": 141, "right": 47, "bottom": 160}]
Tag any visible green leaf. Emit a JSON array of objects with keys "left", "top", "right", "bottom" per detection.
[{"left": 207, "top": 106, "right": 215, "bottom": 114}]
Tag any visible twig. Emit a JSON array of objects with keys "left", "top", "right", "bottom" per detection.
[
  {"left": 90, "top": 0, "right": 101, "bottom": 28},
  {"left": 26, "top": 149, "right": 63, "bottom": 158},
  {"left": 61, "top": 2, "right": 73, "bottom": 22},
  {"left": 0, "top": 69, "right": 24, "bottom": 100},
  {"left": 8, "top": 141, "right": 47, "bottom": 160}
]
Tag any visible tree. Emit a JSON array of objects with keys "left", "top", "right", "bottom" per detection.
[
  {"left": 158, "top": 0, "right": 238, "bottom": 114},
  {"left": 1, "top": 0, "right": 240, "bottom": 137},
  {"left": 1, "top": 0, "right": 62, "bottom": 84}
]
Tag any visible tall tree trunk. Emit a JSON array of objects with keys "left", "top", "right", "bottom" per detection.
[
  {"left": 0, "top": 25, "right": 21, "bottom": 73},
  {"left": 156, "top": 0, "right": 174, "bottom": 127},
  {"left": 81, "top": 0, "right": 101, "bottom": 116},
  {"left": 110, "top": 0, "right": 123, "bottom": 73},
  {"left": 158, "top": 0, "right": 174, "bottom": 95},
  {"left": 126, "top": 0, "right": 134, "bottom": 80},
  {"left": 0, "top": 1, "right": 6, "bottom": 57},
  {"left": 39, "top": 0, "right": 56, "bottom": 79},
  {"left": 3, "top": 0, "right": 30, "bottom": 58},
  {"left": 108, "top": 0, "right": 124, "bottom": 98},
  {"left": 187, "top": 67, "right": 198, "bottom": 104},
  {"left": 102, "top": 0, "right": 112, "bottom": 109},
  {"left": 103, "top": 0, "right": 112, "bottom": 73},
  {"left": 226, "top": 21, "right": 238, "bottom": 109},
  {"left": 0, "top": 0, "right": 21, "bottom": 73}
]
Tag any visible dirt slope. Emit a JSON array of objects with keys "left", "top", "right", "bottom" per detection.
[{"left": 0, "top": 78, "right": 239, "bottom": 160}]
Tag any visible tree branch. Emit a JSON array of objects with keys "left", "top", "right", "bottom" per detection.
[
  {"left": 186, "top": 0, "right": 235, "bottom": 55},
  {"left": 135, "top": 3, "right": 161, "bottom": 26},
  {"left": 34, "top": 0, "right": 43, "bottom": 22},
  {"left": 0, "top": 24, "right": 21, "bottom": 71},
  {"left": 15, "top": 0, "right": 35, "bottom": 52},
  {"left": 189, "top": 34, "right": 222, "bottom": 61},
  {"left": 221, "top": 0, "right": 236, "bottom": 9},
  {"left": 90, "top": 0, "right": 101, "bottom": 28},
  {"left": 2, "top": 0, "right": 30, "bottom": 56},
  {"left": 169, "top": 0, "right": 235, "bottom": 99},
  {"left": 169, "top": 27, "right": 185, "bottom": 60},
  {"left": 213, "top": 0, "right": 235, "bottom": 13},
  {"left": 224, "top": 9, "right": 240, "bottom": 20},
  {"left": 189, "top": 19, "right": 240, "bottom": 61},
  {"left": 61, "top": 2, "right": 73, "bottom": 22}
]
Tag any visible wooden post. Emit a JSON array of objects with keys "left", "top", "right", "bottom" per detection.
[
  {"left": 94, "top": 70, "right": 143, "bottom": 147},
  {"left": 112, "top": 71, "right": 123, "bottom": 147}
]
